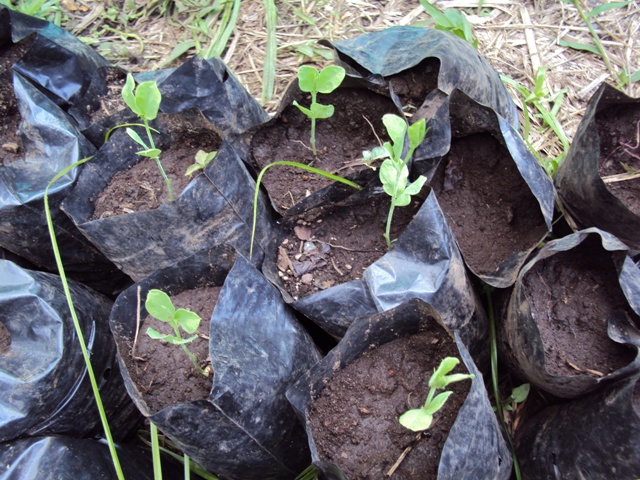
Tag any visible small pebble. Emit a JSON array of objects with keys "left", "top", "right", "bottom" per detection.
[{"left": 301, "top": 273, "right": 313, "bottom": 285}]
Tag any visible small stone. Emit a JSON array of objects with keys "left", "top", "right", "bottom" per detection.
[
  {"left": 294, "top": 253, "right": 302, "bottom": 260},
  {"left": 345, "top": 264, "right": 353, "bottom": 270},
  {"left": 303, "top": 241, "right": 317, "bottom": 254},
  {"left": 2, "top": 142, "right": 19, "bottom": 154},
  {"left": 294, "top": 225, "right": 312, "bottom": 241},
  {"left": 301, "top": 273, "right": 313, "bottom": 285}
]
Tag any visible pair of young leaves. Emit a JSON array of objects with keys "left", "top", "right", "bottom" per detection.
[
  {"left": 121, "top": 73, "right": 162, "bottom": 159},
  {"left": 292, "top": 64, "right": 346, "bottom": 120}
]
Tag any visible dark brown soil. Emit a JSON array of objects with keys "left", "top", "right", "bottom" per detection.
[
  {"left": 123, "top": 286, "right": 220, "bottom": 414},
  {"left": 596, "top": 103, "right": 640, "bottom": 216},
  {"left": 250, "top": 87, "right": 398, "bottom": 213},
  {"left": 0, "top": 321, "right": 10, "bottom": 353},
  {"left": 81, "top": 67, "right": 128, "bottom": 124},
  {"left": 0, "top": 39, "right": 33, "bottom": 166},
  {"left": 277, "top": 193, "right": 425, "bottom": 300},
  {"left": 92, "top": 114, "right": 221, "bottom": 219},
  {"left": 388, "top": 58, "right": 440, "bottom": 112},
  {"left": 309, "top": 331, "right": 471, "bottom": 479},
  {"left": 430, "top": 133, "right": 548, "bottom": 276},
  {"left": 523, "top": 235, "right": 638, "bottom": 378}
]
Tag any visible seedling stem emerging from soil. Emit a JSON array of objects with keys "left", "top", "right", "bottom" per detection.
[
  {"left": 145, "top": 289, "right": 210, "bottom": 377},
  {"left": 399, "top": 356, "right": 474, "bottom": 432},
  {"left": 121, "top": 73, "right": 175, "bottom": 201},
  {"left": 292, "top": 65, "right": 346, "bottom": 157}
]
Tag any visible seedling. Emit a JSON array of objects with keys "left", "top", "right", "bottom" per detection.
[
  {"left": 185, "top": 150, "right": 217, "bottom": 176},
  {"left": 121, "top": 73, "right": 175, "bottom": 201},
  {"left": 292, "top": 65, "right": 346, "bottom": 157},
  {"left": 504, "top": 383, "right": 530, "bottom": 411},
  {"left": 399, "top": 356, "right": 474, "bottom": 432},
  {"left": 416, "top": 0, "right": 478, "bottom": 48},
  {"left": 145, "top": 289, "right": 210, "bottom": 377},
  {"left": 364, "top": 114, "right": 428, "bottom": 248}
]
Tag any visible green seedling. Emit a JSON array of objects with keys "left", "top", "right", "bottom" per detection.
[
  {"left": 501, "top": 69, "right": 569, "bottom": 176},
  {"left": 145, "top": 289, "right": 210, "bottom": 377},
  {"left": 416, "top": 0, "right": 478, "bottom": 48},
  {"left": 185, "top": 150, "right": 217, "bottom": 176},
  {"left": 364, "top": 114, "right": 428, "bottom": 248},
  {"left": 0, "top": 0, "right": 64, "bottom": 25},
  {"left": 504, "top": 383, "right": 530, "bottom": 411},
  {"left": 249, "top": 160, "right": 361, "bottom": 260},
  {"left": 121, "top": 73, "right": 175, "bottom": 201},
  {"left": 293, "top": 65, "right": 346, "bottom": 157},
  {"left": 399, "top": 356, "right": 474, "bottom": 432}
]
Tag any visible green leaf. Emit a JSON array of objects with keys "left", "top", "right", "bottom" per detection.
[
  {"left": 316, "top": 65, "right": 346, "bottom": 94},
  {"left": 587, "top": 0, "right": 631, "bottom": 18},
  {"left": 168, "top": 333, "right": 199, "bottom": 345},
  {"left": 511, "top": 383, "right": 531, "bottom": 403},
  {"left": 429, "top": 357, "right": 460, "bottom": 389},
  {"left": 631, "top": 69, "right": 640, "bottom": 83},
  {"left": 135, "top": 81, "right": 162, "bottom": 121},
  {"left": 136, "top": 148, "right": 162, "bottom": 158},
  {"left": 146, "top": 327, "right": 179, "bottom": 343},
  {"left": 382, "top": 114, "right": 407, "bottom": 160},
  {"left": 408, "top": 119, "right": 427, "bottom": 150},
  {"left": 362, "top": 146, "right": 389, "bottom": 165},
  {"left": 125, "top": 128, "right": 149, "bottom": 149},
  {"left": 309, "top": 102, "right": 334, "bottom": 119},
  {"left": 297, "top": 65, "right": 319, "bottom": 93},
  {"left": 160, "top": 40, "right": 196, "bottom": 68},
  {"left": 175, "top": 309, "right": 201, "bottom": 334},
  {"left": 122, "top": 73, "right": 139, "bottom": 117},
  {"left": 185, "top": 163, "right": 203, "bottom": 176},
  {"left": 444, "top": 372, "right": 475, "bottom": 384},
  {"left": 419, "top": 0, "right": 451, "bottom": 27},
  {"left": 403, "top": 175, "right": 426, "bottom": 197},
  {"left": 399, "top": 408, "right": 433, "bottom": 431},
  {"left": 379, "top": 160, "right": 404, "bottom": 194},
  {"left": 557, "top": 38, "right": 600, "bottom": 55},
  {"left": 145, "top": 289, "right": 175, "bottom": 323},
  {"left": 424, "top": 391, "right": 453, "bottom": 414},
  {"left": 292, "top": 100, "right": 312, "bottom": 117}
]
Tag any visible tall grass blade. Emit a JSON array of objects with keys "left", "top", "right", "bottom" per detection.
[{"left": 261, "top": 0, "right": 277, "bottom": 103}]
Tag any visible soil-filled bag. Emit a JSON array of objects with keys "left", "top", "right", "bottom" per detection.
[
  {"left": 515, "top": 373, "right": 640, "bottom": 479},
  {"left": 62, "top": 113, "right": 275, "bottom": 281},
  {"left": 0, "top": 436, "right": 197, "bottom": 480},
  {"left": 555, "top": 83, "right": 640, "bottom": 250},
  {"left": 246, "top": 75, "right": 399, "bottom": 217},
  {"left": 0, "top": 260, "right": 140, "bottom": 443},
  {"left": 498, "top": 228, "right": 640, "bottom": 399},
  {"left": 76, "top": 55, "right": 269, "bottom": 148},
  {"left": 110, "top": 245, "right": 322, "bottom": 479},
  {"left": 427, "top": 90, "right": 555, "bottom": 287},
  {"left": 0, "top": 6, "right": 109, "bottom": 107},
  {"left": 264, "top": 188, "right": 488, "bottom": 362},
  {"left": 325, "top": 26, "right": 519, "bottom": 161},
  {"left": 0, "top": 71, "right": 128, "bottom": 294},
  {"left": 286, "top": 299, "right": 512, "bottom": 479}
]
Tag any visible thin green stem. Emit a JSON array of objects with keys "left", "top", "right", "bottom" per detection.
[
  {"left": 249, "top": 160, "right": 362, "bottom": 259},
  {"left": 45, "top": 157, "right": 125, "bottom": 480},
  {"left": 384, "top": 200, "right": 395, "bottom": 249},
  {"left": 184, "top": 454, "right": 191, "bottom": 480},
  {"left": 310, "top": 92, "right": 317, "bottom": 157},
  {"left": 572, "top": 0, "right": 615, "bottom": 78},
  {"left": 151, "top": 422, "right": 163, "bottom": 480},
  {"left": 261, "top": 0, "right": 278, "bottom": 103},
  {"left": 143, "top": 118, "right": 174, "bottom": 201},
  {"left": 170, "top": 321, "right": 208, "bottom": 377},
  {"left": 423, "top": 385, "right": 436, "bottom": 408}
]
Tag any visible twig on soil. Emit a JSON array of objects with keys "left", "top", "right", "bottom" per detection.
[
  {"left": 387, "top": 432, "right": 422, "bottom": 477},
  {"left": 131, "top": 286, "right": 146, "bottom": 361},
  {"left": 330, "top": 256, "right": 344, "bottom": 276},
  {"left": 320, "top": 241, "right": 380, "bottom": 253}
]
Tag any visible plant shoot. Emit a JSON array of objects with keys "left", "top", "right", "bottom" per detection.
[
  {"left": 145, "top": 289, "right": 210, "bottom": 377},
  {"left": 399, "top": 356, "right": 474, "bottom": 432},
  {"left": 121, "top": 73, "right": 175, "bottom": 201},
  {"left": 293, "top": 65, "right": 346, "bottom": 157},
  {"left": 365, "top": 114, "right": 428, "bottom": 248},
  {"left": 185, "top": 150, "right": 217, "bottom": 176}
]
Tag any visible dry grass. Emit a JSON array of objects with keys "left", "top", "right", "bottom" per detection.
[{"left": 60, "top": 0, "right": 640, "bottom": 162}]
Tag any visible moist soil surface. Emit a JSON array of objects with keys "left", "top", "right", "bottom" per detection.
[
  {"left": 0, "top": 39, "right": 34, "bottom": 166},
  {"left": 388, "top": 58, "right": 440, "bottom": 111},
  {"left": 276, "top": 192, "right": 425, "bottom": 300},
  {"left": 430, "top": 132, "right": 548, "bottom": 276},
  {"left": 77, "top": 67, "right": 128, "bottom": 125},
  {"left": 250, "top": 87, "right": 398, "bottom": 214},
  {"left": 121, "top": 286, "right": 220, "bottom": 414},
  {"left": 596, "top": 103, "right": 640, "bottom": 216},
  {"left": 309, "top": 330, "right": 471, "bottom": 480},
  {"left": 92, "top": 114, "right": 221, "bottom": 219},
  {"left": 523, "top": 235, "right": 638, "bottom": 378}
]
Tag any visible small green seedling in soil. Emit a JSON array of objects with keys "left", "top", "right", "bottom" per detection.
[
  {"left": 504, "top": 383, "right": 530, "bottom": 412},
  {"left": 145, "top": 289, "right": 210, "bottom": 377},
  {"left": 185, "top": 149, "right": 217, "bottom": 176},
  {"left": 292, "top": 65, "right": 346, "bottom": 157},
  {"left": 399, "top": 356, "right": 474, "bottom": 432},
  {"left": 364, "top": 113, "right": 428, "bottom": 248},
  {"left": 121, "top": 73, "right": 175, "bottom": 201}
]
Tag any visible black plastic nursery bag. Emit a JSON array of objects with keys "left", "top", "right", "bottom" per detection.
[
  {"left": 265, "top": 189, "right": 488, "bottom": 361},
  {"left": 0, "top": 260, "right": 140, "bottom": 443},
  {"left": 555, "top": 83, "right": 640, "bottom": 250},
  {"left": 515, "top": 373, "right": 640, "bottom": 479},
  {"left": 499, "top": 228, "right": 640, "bottom": 399},
  {"left": 286, "top": 299, "right": 512, "bottom": 480},
  {"left": 110, "top": 246, "right": 321, "bottom": 479},
  {"left": 0, "top": 71, "right": 128, "bottom": 294}
]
